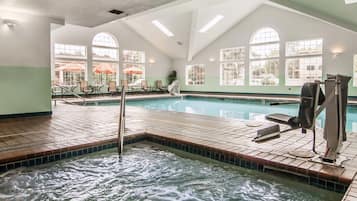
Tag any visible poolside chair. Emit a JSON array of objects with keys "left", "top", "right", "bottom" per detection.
[
  {"left": 51, "top": 82, "right": 62, "bottom": 97},
  {"left": 155, "top": 80, "right": 167, "bottom": 92},
  {"left": 141, "top": 80, "right": 150, "bottom": 92},
  {"left": 80, "top": 80, "right": 92, "bottom": 97},
  {"left": 108, "top": 81, "right": 117, "bottom": 96}
]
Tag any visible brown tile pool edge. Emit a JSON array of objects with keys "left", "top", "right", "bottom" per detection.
[
  {"left": 145, "top": 132, "right": 350, "bottom": 194},
  {"left": 0, "top": 132, "right": 351, "bottom": 195},
  {"left": 0, "top": 132, "right": 146, "bottom": 172}
]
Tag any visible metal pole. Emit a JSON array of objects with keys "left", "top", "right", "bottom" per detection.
[{"left": 118, "top": 86, "right": 126, "bottom": 154}]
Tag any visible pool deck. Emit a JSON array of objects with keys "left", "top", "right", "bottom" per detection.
[{"left": 1, "top": 94, "right": 357, "bottom": 200}]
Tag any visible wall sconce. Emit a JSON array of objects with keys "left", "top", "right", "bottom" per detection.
[
  {"left": 209, "top": 57, "right": 215, "bottom": 62},
  {"left": 331, "top": 47, "right": 344, "bottom": 58},
  {"left": 149, "top": 58, "right": 156, "bottom": 64},
  {"left": 3, "top": 19, "right": 17, "bottom": 28}
]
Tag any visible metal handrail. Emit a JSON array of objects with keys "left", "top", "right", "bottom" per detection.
[
  {"left": 118, "top": 86, "right": 126, "bottom": 154},
  {"left": 70, "top": 91, "right": 86, "bottom": 105},
  {"left": 52, "top": 85, "right": 86, "bottom": 105}
]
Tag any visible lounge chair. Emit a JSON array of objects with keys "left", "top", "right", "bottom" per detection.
[
  {"left": 141, "top": 80, "right": 150, "bottom": 92},
  {"left": 155, "top": 80, "right": 167, "bottom": 92},
  {"left": 80, "top": 80, "right": 92, "bottom": 97},
  {"left": 51, "top": 83, "right": 62, "bottom": 97},
  {"left": 108, "top": 81, "right": 117, "bottom": 96}
]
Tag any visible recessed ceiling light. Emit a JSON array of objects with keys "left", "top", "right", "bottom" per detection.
[
  {"left": 199, "top": 15, "right": 224, "bottom": 33},
  {"left": 152, "top": 20, "right": 174, "bottom": 37},
  {"left": 345, "top": 0, "right": 357, "bottom": 4}
]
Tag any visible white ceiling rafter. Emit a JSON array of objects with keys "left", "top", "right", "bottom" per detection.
[{"left": 124, "top": 0, "right": 267, "bottom": 60}]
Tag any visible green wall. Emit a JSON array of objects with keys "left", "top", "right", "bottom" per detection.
[{"left": 0, "top": 66, "right": 52, "bottom": 115}]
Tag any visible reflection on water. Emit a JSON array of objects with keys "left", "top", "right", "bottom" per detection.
[
  {"left": 126, "top": 97, "right": 357, "bottom": 132},
  {"left": 0, "top": 143, "right": 342, "bottom": 201}
]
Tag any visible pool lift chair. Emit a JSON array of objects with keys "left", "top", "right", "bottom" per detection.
[{"left": 255, "top": 74, "right": 351, "bottom": 164}]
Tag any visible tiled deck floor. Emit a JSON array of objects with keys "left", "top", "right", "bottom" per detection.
[{"left": 1, "top": 95, "right": 357, "bottom": 200}]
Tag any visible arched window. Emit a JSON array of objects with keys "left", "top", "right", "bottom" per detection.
[
  {"left": 92, "top": 33, "right": 119, "bottom": 85},
  {"left": 93, "top": 32, "right": 118, "bottom": 48},
  {"left": 249, "top": 28, "right": 280, "bottom": 86}
]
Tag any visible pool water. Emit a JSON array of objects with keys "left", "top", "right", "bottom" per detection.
[
  {"left": 0, "top": 142, "right": 342, "bottom": 201},
  {"left": 99, "top": 96, "right": 357, "bottom": 132}
]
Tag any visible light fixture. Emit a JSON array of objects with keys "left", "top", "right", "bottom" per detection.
[
  {"left": 331, "top": 47, "right": 344, "bottom": 58},
  {"left": 199, "top": 15, "right": 224, "bottom": 33},
  {"left": 209, "top": 58, "right": 215, "bottom": 62},
  {"left": 149, "top": 58, "right": 156, "bottom": 64},
  {"left": 152, "top": 20, "right": 174, "bottom": 37},
  {"left": 3, "top": 19, "right": 17, "bottom": 28},
  {"left": 345, "top": 0, "right": 357, "bottom": 4}
]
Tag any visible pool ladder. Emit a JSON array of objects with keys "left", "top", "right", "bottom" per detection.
[{"left": 118, "top": 86, "right": 126, "bottom": 155}]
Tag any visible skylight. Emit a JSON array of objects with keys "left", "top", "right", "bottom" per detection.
[
  {"left": 152, "top": 20, "right": 174, "bottom": 37},
  {"left": 199, "top": 15, "right": 224, "bottom": 33},
  {"left": 345, "top": 0, "right": 357, "bottom": 4}
]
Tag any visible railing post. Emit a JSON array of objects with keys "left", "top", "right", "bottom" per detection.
[{"left": 118, "top": 86, "right": 126, "bottom": 154}]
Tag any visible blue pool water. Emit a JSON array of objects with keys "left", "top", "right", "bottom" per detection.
[{"left": 98, "top": 96, "right": 357, "bottom": 132}]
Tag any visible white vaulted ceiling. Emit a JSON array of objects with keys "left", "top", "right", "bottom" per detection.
[
  {"left": 0, "top": 0, "right": 177, "bottom": 27},
  {"left": 124, "top": 0, "right": 267, "bottom": 60}
]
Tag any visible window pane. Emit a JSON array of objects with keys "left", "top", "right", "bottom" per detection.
[
  {"left": 54, "top": 60, "right": 86, "bottom": 85},
  {"left": 220, "top": 47, "right": 245, "bottom": 62},
  {"left": 92, "top": 47, "right": 118, "bottom": 61},
  {"left": 353, "top": 55, "right": 357, "bottom": 86},
  {"left": 285, "top": 57, "right": 322, "bottom": 86},
  {"left": 123, "top": 50, "right": 145, "bottom": 63},
  {"left": 186, "top": 64, "right": 205, "bottom": 86},
  {"left": 92, "top": 62, "right": 118, "bottom": 85},
  {"left": 123, "top": 63, "right": 145, "bottom": 86},
  {"left": 92, "top": 33, "right": 117, "bottom": 48},
  {"left": 220, "top": 62, "right": 244, "bottom": 86},
  {"left": 55, "top": 44, "right": 86, "bottom": 59},
  {"left": 250, "top": 44, "right": 280, "bottom": 59},
  {"left": 250, "top": 28, "right": 280, "bottom": 44},
  {"left": 250, "top": 60, "right": 279, "bottom": 86},
  {"left": 286, "top": 39, "right": 323, "bottom": 57}
]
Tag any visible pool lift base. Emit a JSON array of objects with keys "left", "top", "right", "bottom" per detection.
[
  {"left": 255, "top": 75, "right": 351, "bottom": 165},
  {"left": 310, "top": 155, "right": 348, "bottom": 167},
  {"left": 288, "top": 150, "right": 315, "bottom": 159}
]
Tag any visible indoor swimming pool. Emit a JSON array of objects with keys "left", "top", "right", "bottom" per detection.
[
  {"left": 0, "top": 142, "right": 342, "bottom": 201},
  {"left": 90, "top": 96, "right": 357, "bottom": 132}
]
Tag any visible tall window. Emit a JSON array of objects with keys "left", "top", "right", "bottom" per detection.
[
  {"left": 220, "top": 47, "right": 245, "bottom": 86},
  {"left": 123, "top": 50, "right": 145, "bottom": 86},
  {"left": 92, "top": 33, "right": 119, "bottom": 85},
  {"left": 186, "top": 64, "right": 205, "bottom": 85},
  {"left": 354, "top": 55, "right": 357, "bottom": 86},
  {"left": 285, "top": 39, "right": 323, "bottom": 86},
  {"left": 54, "top": 44, "right": 87, "bottom": 85},
  {"left": 249, "top": 28, "right": 280, "bottom": 86}
]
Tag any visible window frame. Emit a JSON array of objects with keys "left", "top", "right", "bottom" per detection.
[
  {"left": 53, "top": 43, "right": 88, "bottom": 86},
  {"left": 285, "top": 38, "right": 323, "bottom": 86},
  {"left": 219, "top": 46, "right": 245, "bottom": 86},
  {"left": 54, "top": 43, "right": 87, "bottom": 60},
  {"left": 186, "top": 64, "right": 205, "bottom": 86},
  {"left": 249, "top": 27, "right": 280, "bottom": 86},
  {"left": 122, "top": 50, "right": 146, "bottom": 86},
  {"left": 353, "top": 55, "right": 357, "bottom": 87},
  {"left": 92, "top": 33, "right": 119, "bottom": 85}
]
